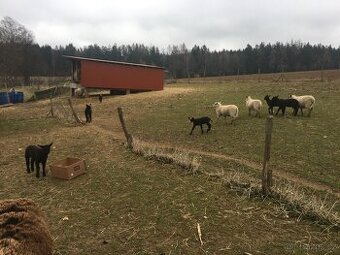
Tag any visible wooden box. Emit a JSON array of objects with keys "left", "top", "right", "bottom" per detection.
[{"left": 50, "top": 157, "right": 86, "bottom": 180}]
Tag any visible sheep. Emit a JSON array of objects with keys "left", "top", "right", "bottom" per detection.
[
  {"left": 213, "top": 102, "right": 239, "bottom": 124},
  {"left": 289, "top": 94, "right": 315, "bottom": 116},
  {"left": 0, "top": 198, "right": 53, "bottom": 255},
  {"left": 245, "top": 96, "right": 262, "bottom": 117},
  {"left": 25, "top": 143, "right": 53, "bottom": 178},
  {"left": 188, "top": 116, "right": 212, "bottom": 135},
  {"left": 85, "top": 104, "right": 92, "bottom": 123},
  {"left": 264, "top": 95, "right": 275, "bottom": 115},
  {"left": 271, "top": 96, "right": 300, "bottom": 116}
]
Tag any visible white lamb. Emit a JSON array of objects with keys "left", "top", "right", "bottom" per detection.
[
  {"left": 245, "top": 96, "right": 262, "bottom": 117},
  {"left": 289, "top": 94, "right": 315, "bottom": 116},
  {"left": 213, "top": 102, "right": 239, "bottom": 124}
]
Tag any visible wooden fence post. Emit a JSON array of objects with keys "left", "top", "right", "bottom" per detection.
[
  {"left": 117, "top": 107, "right": 134, "bottom": 149},
  {"left": 50, "top": 96, "right": 54, "bottom": 117},
  {"left": 67, "top": 98, "right": 84, "bottom": 124},
  {"left": 262, "top": 115, "right": 273, "bottom": 195}
]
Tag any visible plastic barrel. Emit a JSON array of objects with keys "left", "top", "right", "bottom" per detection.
[
  {"left": 0, "top": 92, "right": 9, "bottom": 105},
  {"left": 17, "top": 92, "right": 24, "bottom": 103},
  {"left": 7, "top": 91, "right": 24, "bottom": 103}
]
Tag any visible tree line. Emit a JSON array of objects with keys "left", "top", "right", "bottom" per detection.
[{"left": 1, "top": 16, "right": 340, "bottom": 86}]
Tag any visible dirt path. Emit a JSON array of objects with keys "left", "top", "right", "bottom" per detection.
[{"left": 88, "top": 124, "right": 340, "bottom": 199}]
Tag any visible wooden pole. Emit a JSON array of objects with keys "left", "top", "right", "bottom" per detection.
[
  {"left": 67, "top": 98, "right": 84, "bottom": 124},
  {"left": 50, "top": 96, "right": 54, "bottom": 117},
  {"left": 117, "top": 107, "right": 133, "bottom": 149},
  {"left": 262, "top": 115, "right": 273, "bottom": 195}
]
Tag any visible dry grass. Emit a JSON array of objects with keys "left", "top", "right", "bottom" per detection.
[
  {"left": 131, "top": 138, "right": 201, "bottom": 175},
  {"left": 2, "top": 74, "right": 340, "bottom": 254}
]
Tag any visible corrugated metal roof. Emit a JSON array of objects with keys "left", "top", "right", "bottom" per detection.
[{"left": 63, "top": 55, "right": 165, "bottom": 70}]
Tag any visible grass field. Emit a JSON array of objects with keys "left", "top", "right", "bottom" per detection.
[{"left": 1, "top": 75, "right": 340, "bottom": 254}]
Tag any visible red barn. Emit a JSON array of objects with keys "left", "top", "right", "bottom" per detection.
[{"left": 64, "top": 55, "right": 165, "bottom": 94}]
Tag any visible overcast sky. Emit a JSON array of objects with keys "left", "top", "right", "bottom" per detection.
[{"left": 1, "top": 0, "right": 340, "bottom": 51}]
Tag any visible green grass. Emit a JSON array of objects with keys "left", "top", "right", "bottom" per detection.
[{"left": 127, "top": 81, "right": 340, "bottom": 189}]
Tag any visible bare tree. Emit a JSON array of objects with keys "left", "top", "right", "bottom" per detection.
[{"left": 0, "top": 16, "right": 35, "bottom": 88}]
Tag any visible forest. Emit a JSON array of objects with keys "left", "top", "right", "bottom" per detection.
[{"left": 1, "top": 16, "right": 340, "bottom": 86}]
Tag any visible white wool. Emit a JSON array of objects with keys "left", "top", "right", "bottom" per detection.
[
  {"left": 289, "top": 95, "right": 315, "bottom": 109},
  {"left": 289, "top": 94, "right": 315, "bottom": 116},
  {"left": 245, "top": 96, "right": 262, "bottom": 117},
  {"left": 213, "top": 102, "right": 239, "bottom": 123}
]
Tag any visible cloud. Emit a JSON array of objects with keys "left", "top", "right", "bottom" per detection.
[{"left": 1, "top": 0, "right": 340, "bottom": 50}]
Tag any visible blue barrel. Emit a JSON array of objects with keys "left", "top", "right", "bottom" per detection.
[
  {"left": 16, "top": 92, "right": 24, "bottom": 103},
  {"left": 8, "top": 91, "right": 24, "bottom": 103},
  {"left": 0, "top": 92, "right": 9, "bottom": 105}
]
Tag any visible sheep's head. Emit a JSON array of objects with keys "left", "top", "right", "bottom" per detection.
[
  {"left": 188, "top": 117, "right": 194, "bottom": 122},
  {"left": 272, "top": 95, "right": 280, "bottom": 102},
  {"left": 213, "top": 102, "right": 221, "bottom": 107},
  {"left": 38, "top": 143, "right": 53, "bottom": 153},
  {"left": 264, "top": 95, "right": 270, "bottom": 101},
  {"left": 245, "top": 96, "right": 250, "bottom": 101}
]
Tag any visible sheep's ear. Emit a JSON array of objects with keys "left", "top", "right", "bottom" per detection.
[{"left": 49, "top": 143, "right": 53, "bottom": 147}]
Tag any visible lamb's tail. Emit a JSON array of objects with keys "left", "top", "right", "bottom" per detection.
[{"left": 310, "top": 98, "right": 315, "bottom": 109}]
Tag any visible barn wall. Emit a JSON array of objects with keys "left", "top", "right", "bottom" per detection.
[{"left": 80, "top": 60, "right": 164, "bottom": 90}]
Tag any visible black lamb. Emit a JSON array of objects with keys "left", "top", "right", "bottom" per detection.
[
  {"left": 264, "top": 95, "right": 299, "bottom": 116},
  {"left": 188, "top": 116, "right": 212, "bottom": 135},
  {"left": 85, "top": 104, "right": 92, "bottom": 122},
  {"left": 264, "top": 95, "right": 275, "bottom": 114},
  {"left": 271, "top": 96, "right": 300, "bottom": 116},
  {"left": 25, "top": 143, "right": 53, "bottom": 178}
]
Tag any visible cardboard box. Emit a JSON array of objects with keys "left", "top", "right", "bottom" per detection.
[{"left": 50, "top": 157, "right": 86, "bottom": 180}]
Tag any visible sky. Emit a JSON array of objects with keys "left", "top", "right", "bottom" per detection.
[{"left": 1, "top": 0, "right": 340, "bottom": 51}]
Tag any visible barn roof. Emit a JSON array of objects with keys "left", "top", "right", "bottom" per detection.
[{"left": 63, "top": 55, "right": 165, "bottom": 70}]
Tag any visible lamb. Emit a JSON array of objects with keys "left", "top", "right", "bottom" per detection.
[
  {"left": 264, "top": 95, "right": 275, "bottom": 114},
  {"left": 271, "top": 96, "right": 300, "bottom": 116},
  {"left": 188, "top": 116, "right": 212, "bottom": 135},
  {"left": 213, "top": 102, "right": 239, "bottom": 124},
  {"left": 85, "top": 104, "right": 92, "bottom": 123},
  {"left": 0, "top": 198, "right": 53, "bottom": 255},
  {"left": 289, "top": 94, "right": 315, "bottom": 116},
  {"left": 25, "top": 143, "right": 53, "bottom": 178},
  {"left": 245, "top": 96, "right": 262, "bottom": 117}
]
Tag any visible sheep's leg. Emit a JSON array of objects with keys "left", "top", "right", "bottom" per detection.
[
  {"left": 300, "top": 107, "right": 303, "bottom": 116},
  {"left": 275, "top": 107, "right": 280, "bottom": 116},
  {"left": 30, "top": 159, "right": 35, "bottom": 173},
  {"left": 200, "top": 124, "right": 204, "bottom": 134},
  {"left": 308, "top": 108, "right": 313, "bottom": 117},
  {"left": 293, "top": 108, "right": 298, "bottom": 116},
  {"left": 282, "top": 107, "right": 286, "bottom": 116},
  {"left": 189, "top": 124, "right": 196, "bottom": 135},
  {"left": 26, "top": 157, "right": 30, "bottom": 173},
  {"left": 269, "top": 107, "right": 273, "bottom": 115},
  {"left": 207, "top": 123, "right": 211, "bottom": 133},
  {"left": 248, "top": 109, "right": 251, "bottom": 116},
  {"left": 35, "top": 161, "right": 40, "bottom": 178},
  {"left": 42, "top": 160, "right": 47, "bottom": 177}
]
